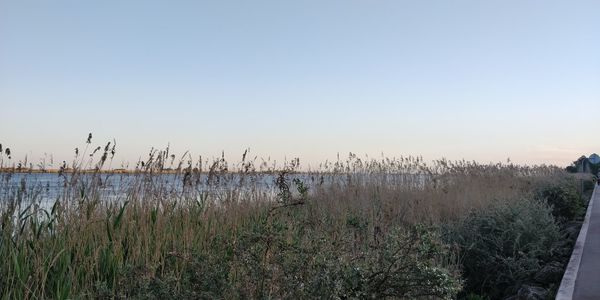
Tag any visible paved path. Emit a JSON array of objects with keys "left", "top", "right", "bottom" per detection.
[
  {"left": 572, "top": 184, "right": 600, "bottom": 300},
  {"left": 558, "top": 185, "right": 600, "bottom": 300}
]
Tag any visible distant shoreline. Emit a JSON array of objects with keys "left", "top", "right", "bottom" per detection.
[
  {"left": 0, "top": 168, "right": 158, "bottom": 174},
  {"left": 0, "top": 168, "right": 291, "bottom": 175}
]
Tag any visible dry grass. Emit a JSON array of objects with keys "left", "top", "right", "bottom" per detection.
[{"left": 0, "top": 138, "right": 572, "bottom": 299}]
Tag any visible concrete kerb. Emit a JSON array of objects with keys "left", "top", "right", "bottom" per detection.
[{"left": 556, "top": 185, "right": 597, "bottom": 300}]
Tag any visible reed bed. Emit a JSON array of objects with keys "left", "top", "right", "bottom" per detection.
[{"left": 0, "top": 138, "right": 582, "bottom": 299}]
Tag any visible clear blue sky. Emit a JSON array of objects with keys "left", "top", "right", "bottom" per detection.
[{"left": 1, "top": 0, "right": 599, "bottom": 168}]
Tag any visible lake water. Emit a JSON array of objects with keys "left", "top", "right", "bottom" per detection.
[{"left": 0, "top": 172, "right": 430, "bottom": 208}]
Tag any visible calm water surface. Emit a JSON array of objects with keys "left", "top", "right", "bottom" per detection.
[{"left": 0, "top": 172, "right": 429, "bottom": 206}]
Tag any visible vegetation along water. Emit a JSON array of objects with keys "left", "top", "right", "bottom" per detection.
[{"left": 0, "top": 139, "right": 595, "bottom": 299}]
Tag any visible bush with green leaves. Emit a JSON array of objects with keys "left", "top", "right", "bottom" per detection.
[
  {"left": 536, "top": 180, "right": 584, "bottom": 222},
  {"left": 583, "top": 177, "right": 596, "bottom": 194},
  {"left": 446, "top": 199, "right": 560, "bottom": 299},
  {"left": 211, "top": 212, "right": 461, "bottom": 299}
]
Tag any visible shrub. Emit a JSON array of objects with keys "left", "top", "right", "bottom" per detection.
[
  {"left": 536, "top": 181, "right": 584, "bottom": 222},
  {"left": 228, "top": 212, "right": 462, "bottom": 299},
  {"left": 446, "top": 199, "right": 560, "bottom": 299},
  {"left": 583, "top": 178, "right": 596, "bottom": 194}
]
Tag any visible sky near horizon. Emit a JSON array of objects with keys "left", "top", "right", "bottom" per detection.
[{"left": 1, "top": 1, "right": 599, "bottom": 168}]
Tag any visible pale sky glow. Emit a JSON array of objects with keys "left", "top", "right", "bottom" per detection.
[{"left": 1, "top": 1, "right": 599, "bottom": 168}]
